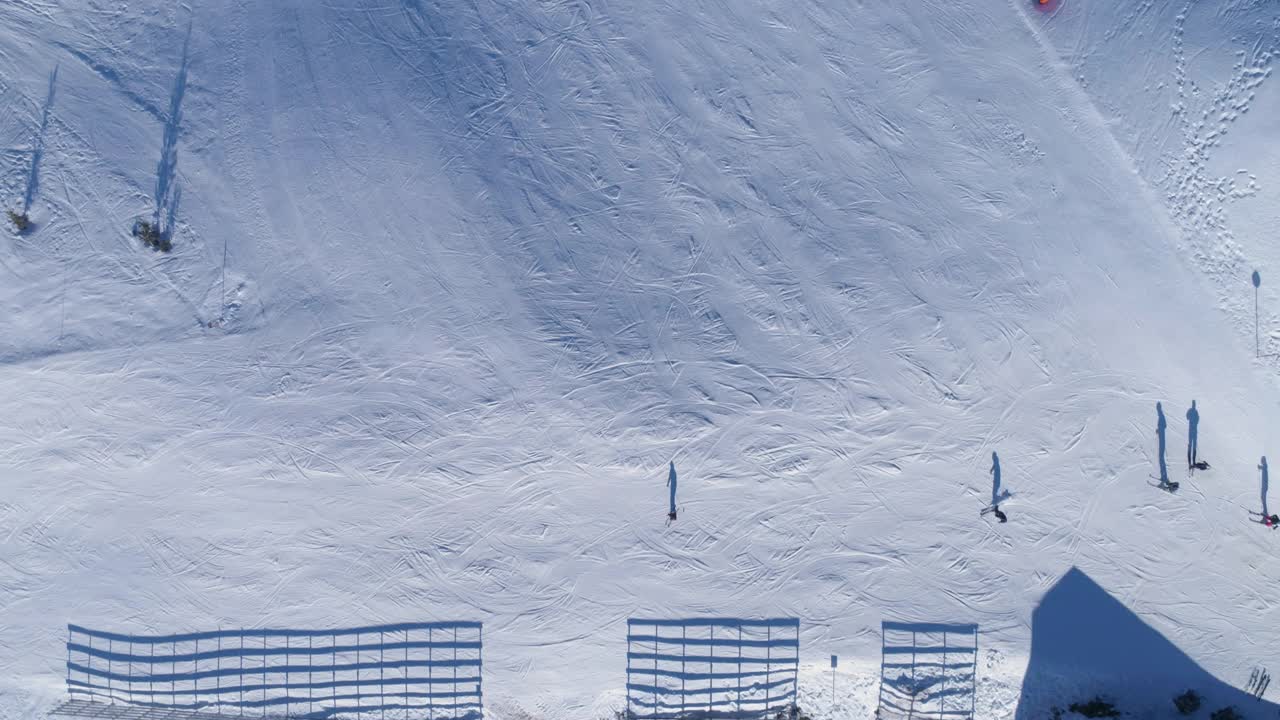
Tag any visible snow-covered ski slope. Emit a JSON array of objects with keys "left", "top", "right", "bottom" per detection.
[{"left": 3, "top": 0, "right": 1280, "bottom": 717}]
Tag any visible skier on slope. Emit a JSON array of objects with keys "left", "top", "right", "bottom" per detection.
[{"left": 1251, "top": 511, "right": 1280, "bottom": 528}]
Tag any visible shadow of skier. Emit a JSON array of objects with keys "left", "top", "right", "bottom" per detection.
[
  {"left": 1156, "top": 402, "right": 1168, "bottom": 484},
  {"left": 1262, "top": 456, "right": 1270, "bottom": 517},
  {"left": 1186, "top": 401, "right": 1199, "bottom": 470}
]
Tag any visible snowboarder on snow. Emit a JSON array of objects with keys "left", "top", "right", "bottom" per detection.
[
  {"left": 1186, "top": 400, "right": 1200, "bottom": 469},
  {"left": 667, "top": 461, "right": 678, "bottom": 522}
]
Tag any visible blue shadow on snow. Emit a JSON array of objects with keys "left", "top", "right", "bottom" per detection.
[{"left": 1015, "top": 568, "right": 1274, "bottom": 718}]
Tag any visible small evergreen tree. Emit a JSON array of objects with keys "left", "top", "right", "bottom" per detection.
[
  {"left": 133, "top": 220, "right": 172, "bottom": 252},
  {"left": 6, "top": 210, "right": 30, "bottom": 233},
  {"left": 1174, "top": 690, "right": 1202, "bottom": 715},
  {"left": 1209, "top": 707, "right": 1243, "bottom": 720},
  {"left": 1069, "top": 697, "right": 1120, "bottom": 718}
]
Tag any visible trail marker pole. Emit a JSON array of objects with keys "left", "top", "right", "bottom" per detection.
[
  {"left": 1254, "top": 270, "right": 1262, "bottom": 357},
  {"left": 830, "top": 655, "right": 837, "bottom": 709}
]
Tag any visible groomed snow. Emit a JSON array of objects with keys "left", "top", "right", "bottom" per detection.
[{"left": 3, "top": 0, "right": 1280, "bottom": 717}]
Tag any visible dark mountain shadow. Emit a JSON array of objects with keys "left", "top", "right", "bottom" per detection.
[{"left": 1016, "top": 568, "right": 1273, "bottom": 719}]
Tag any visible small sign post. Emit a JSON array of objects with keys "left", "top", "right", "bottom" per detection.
[
  {"left": 1254, "top": 270, "right": 1263, "bottom": 357},
  {"left": 830, "top": 655, "right": 838, "bottom": 708}
]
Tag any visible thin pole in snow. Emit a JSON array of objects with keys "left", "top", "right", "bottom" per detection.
[
  {"left": 941, "top": 630, "right": 948, "bottom": 717},
  {"left": 736, "top": 625, "right": 742, "bottom": 715},
  {"left": 1254, "top": 270, "right": 1263, "bottom": 357}
]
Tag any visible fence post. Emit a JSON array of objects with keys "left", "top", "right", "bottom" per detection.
[
  {"left": 653, "top": 623, "right": 659, "bottom": 718},
  {"left": 941, "top": 630, "right": 948, "bottom": 719},
  {"left": 791, "top": 622, "right": 799, "bottom": 713},
  {"left": 458, "top": 622, "right": 463, "bottom": 717},
  {"left": 239, "top": 630, "right": 245, "bottom": 716},
  {"left": 65, "top": 628, "right": 72, "bottom": 701},
  {"left": 129, "top": 639, "right": 134, "bottom": 706},
  {"left": 708, "top": 624, "right": 713, "bottom": 714},
  {"left": 217, "top": 631, "right": 222, "bottom": 714},
  {"left": 478, "top": 624, "right": 484, "bottom": 720},
  {"left": 766, "top": 625, "right": 771, "bottom": 712},
  {"left": 309, "top": 635, "right": 314, "bottom": 719},
  {"left": 625, "top": 625, "right": 631, "bottom": 720},
  {"left": 971, "top": 628, "right": 978, "bottom": 720},
  {"left": 910, "top": 631, "right": 917, "bottom": 719},
  {"left": 428, "top": 627, "right": 433, "bottom": 720},
  {"left": 404, "top": 629, "right": 410, "bottom": 720},
  {"left": 380, "top": 630, "right": 385, "bottom": 720},
  {"left": 681, "top": 625, "right": 686, "bottom": 719},
  {"left": 736, "top": 625, "right": 743, "bottom": 716}
]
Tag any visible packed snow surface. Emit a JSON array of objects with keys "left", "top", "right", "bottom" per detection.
[{"left": 4, "top": 0, "right": 1280, "bottom": 717}]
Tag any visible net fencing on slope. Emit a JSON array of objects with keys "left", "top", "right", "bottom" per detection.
[
  {"left": 625, "top": 618, "right": 799, "bottom": 720},
  {"left": 62, "top": 622, "right": 483, "bottom": 720},
  {"left": 875, "top": 622, "right": 977, "bottom": 720}
]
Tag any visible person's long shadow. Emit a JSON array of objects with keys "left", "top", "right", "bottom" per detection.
[
  {"left": 1186, "top": 401, "right": 1199, "bottom": 469},
  {"left": 1156, "top": 402, "right": 1168, "bottom": 483},
  {"left": 991, "top": 451, "right": 1010, "bottom": 506},
  {"left": 1262, "top": 456, "right": 1270, "bottom": 516},
  {"left": 23, "top": 65, "right": 58, "bottom": 214}
]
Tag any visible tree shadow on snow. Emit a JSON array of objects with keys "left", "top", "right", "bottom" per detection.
[
  {"left": 23, "top": 65, "right": 57, "bottom": 213},
  {"left": 153, "top": 23, "right": 190, "bottom": 238},
  {"left": 1014, "top": 568, "right": 1274, "bottom": 719}
]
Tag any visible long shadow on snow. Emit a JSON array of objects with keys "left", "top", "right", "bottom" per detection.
[
  {"left": 1156, "top": 402, "right": 1169, "bottom": 483},
  {"left": 153, "top": 23, "right": 191, "bottom": 235},
  {"left": 1261, "top": 456, "right": 1270, "bottom": 517},
  {"left": 990, "top": 451, "right": 1011, "bottom": 507},
  {"left": 23, "top": 65, "right": 58, "bottom": 213},
  {"left": 1014, "top": 568, "right": 1274, "bottom": 718}
]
